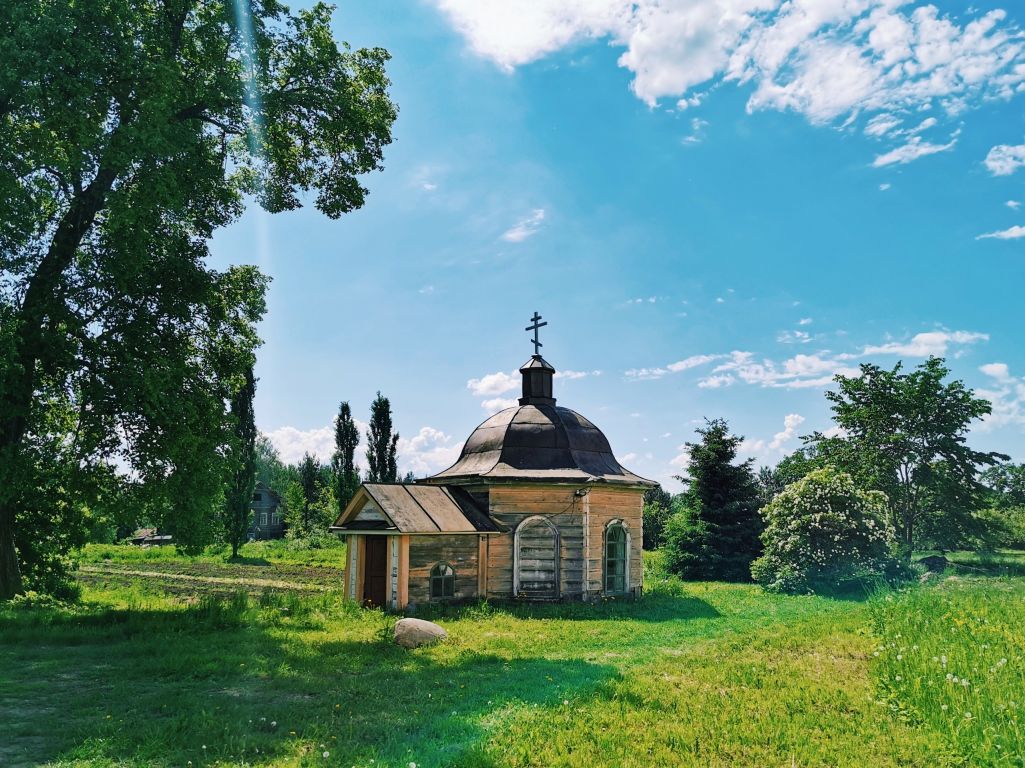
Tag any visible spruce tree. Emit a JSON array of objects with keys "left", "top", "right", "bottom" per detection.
[
  {"left": 332, "top": 402, "right": 361, "bottom": 513},
  {"left": 664, "top": 418, "right": 763, "bottom": 581},
  {"left": 221, "top": 367, "right": 257, "bottom": 559},
  {"left": 366, "top": 392, "right": 399, "bottom": 482}
]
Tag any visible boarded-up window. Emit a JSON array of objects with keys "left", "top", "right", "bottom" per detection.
[
  {"left": 516, "top": 517, "right": 559, "bottom": 598},
  {"left": 605, "top": 523, "right": 627, "bottom": 594},
  {"left": 430, "top": 563, "right": 455, "bottom": 599}
]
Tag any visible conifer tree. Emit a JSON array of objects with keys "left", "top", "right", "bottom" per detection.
[
  {"left": 221, "top": 367, "right": 257, "bottom": 558},
  {"left": 663, "top": 418, "right": 763, "bottom": 581},
  {"left": 332, "top": 402, "right": 360, "bottom": 513},
  {"left": 297, "top": 453, "right": 320, "bottom": 532},
  {"left": 366, "top": 392, "right": 399, "bottom": 482}
]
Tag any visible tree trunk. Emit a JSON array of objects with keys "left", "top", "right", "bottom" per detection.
[{"left": 0, "top": 166, "right": 118, "bottom": 599}]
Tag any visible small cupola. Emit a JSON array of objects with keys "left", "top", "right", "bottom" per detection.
[{"left": 519, "top": 355, "right": 556, "bottom": 406}]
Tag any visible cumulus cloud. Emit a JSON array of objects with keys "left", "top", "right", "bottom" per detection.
[
  {"left": 977, "top": 225, "right": 1025, "bottom": 240},
  {"left": 263, "top": 425, "right": 338, "bottom": 466},
  {"left": 1007, "top": 200, "right": 1022, "bottom": 210},
  {"left": 709, "top": 351, "right": 859, "bottom": 389},
  {"left": 862, "top": 330, "right": 989, "bottom": 357},
  {"left": 432, "top": 1, "right": 1025, "bottom": 129},
  {"left": 467, "top": 370, "right": 519, "bottom": 396},
  {"left": 501, "top": 208, "right": 546, "bottom": 242},
  {"left": 978, "top": 362, "right": 1025, "bottom": 430},
  {"left": 985, "top": 142, "right": 1025, "bottom": 176},
  {"left": 769, "top": 413, "right": 806, "bottom": 450},
  {"left": 481, "top": 397, "right": 519, "bottom": 413},
  {"left": 872, "top": 135, "right": 958, "bottom": 167},
  {"left": 624, "top": 366, "right": 667, "bottom": 380},
  {"left": 397, "top": 427, "right": 464, "bottom": 477}
]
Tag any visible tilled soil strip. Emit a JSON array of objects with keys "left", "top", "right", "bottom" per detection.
[{"left": 79, "top": 564, "right": 334, "bottom": 592}]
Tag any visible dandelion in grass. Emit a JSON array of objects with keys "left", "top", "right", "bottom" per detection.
[{"left": 323, "top": 751, "right": 330, "bottom": 758}]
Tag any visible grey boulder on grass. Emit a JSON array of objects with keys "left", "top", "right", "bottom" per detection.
[{"left": 394, "top": 618, "right": 448, "bottom": 648}]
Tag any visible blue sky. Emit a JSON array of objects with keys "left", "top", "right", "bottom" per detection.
[{"left": 211, "top": 0, "right": 1025, "bottom": 490}]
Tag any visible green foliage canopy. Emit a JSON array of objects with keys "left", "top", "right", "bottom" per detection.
[
  {"left": 751, "top": 466, "right": 898, "bottom": 593},
  {"left": 807, "top": 357, "right": 1006, "bottom": 556},
  {"left": 0, "top": 0, "right": 396, "bottom": 597}
]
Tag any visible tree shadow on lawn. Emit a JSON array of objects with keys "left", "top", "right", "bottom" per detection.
[
  {"left": 413, "top": 589, "right": 720, "bottom": 624},
  {"left": 0, "top": 598, "right": 620, "bottom": 768}
]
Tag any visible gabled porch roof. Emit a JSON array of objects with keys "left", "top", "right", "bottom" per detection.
[{"left": 330, "top": 483, "right": 504, "bottom": 535}]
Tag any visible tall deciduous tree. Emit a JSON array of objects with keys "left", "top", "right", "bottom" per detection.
[
  {"left": 0, "top": 1, "right": 396, "bottom": 598},
  {"left": 808, "top": 357, "right": 1006, "bottom": 556},
  {"left": 332, "top": 401, "right": 360, "bottom": 513},
  {"left": 366, "top": 392, "right": 399, "bottom": 483},
  {"left": 222, "top": 367, "right": 256, "bottom": 558},
  {"left": 664, "top": 418, "right": 763, "bottom": 581}
]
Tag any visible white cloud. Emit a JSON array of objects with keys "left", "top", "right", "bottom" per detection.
[
  {"left": 625, "top": 366, "right": 668, "bottom": 380},
  {"left": 710, "top": 350, "right": 859, "bottom": 389},
  {"left": 1007, "top": 200, "right": 1022, "bottom": 210},
  {"left": 798, "top": 317, "right": 812, "bottom": 326},
  {"left": 879, "top": 182, "right": 891, "bottom": 191},
  {"left": 556, "top": 369, "right": 600, "bottom": 380},
  {"left": 419, "top": 285, "right": 435, "bottom": 295},
  {"left": 669, "top": 446, "right": 691, "bottom": 470},
  {"left": 977, "top": 225, "right": 1025, "bottom": 240},
  {"left": 263, "top": 425, "right": 337, "bottom": 466},
  {"left": 467, "top": 370, "right": 519, "bottom": 396},
  {"left": 862, "top": 330, "right": 988, "bottom": 357},
  {"left": 481, "top": 396, "right": 519, "bottom": 413},
  {"left": 397, "top": 427, "right": 464, "bottom": 477},
  {"left": 777, "top": 330, "right": 812, "bottom": 344},
  {"left": 620, "top": 452, "right": 638, "bottom": 463},
  {"left": 501, "top": 208, "right": 546, "bottom": 242},
  {"left": 872, "top": 135, "right": 958, "bottom": 167},
  {"left": 978, "top": 362, "right": 1025, "bottom": 430},
  {"left": 667, "top": 353, "right": 721, "bottom": 372},
  {"left": 697, "top": 373, "right": 735, "bottom": 388},
  {"left": 433, "top": 1, "right": 1025, "bottom": 129},
  {"left": 985, "top": 141, "right": 1025, "bottom": 176},
  {"left": 769, "top": 413, "right": 805, "bottom": 451}
]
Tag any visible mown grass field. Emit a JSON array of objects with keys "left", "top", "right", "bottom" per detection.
[{"left": 1, "top": 547, "right": 1022, "bottom": 767}]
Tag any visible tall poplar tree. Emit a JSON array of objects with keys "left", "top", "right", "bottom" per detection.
[
  {"left": 222, "top": 367, "right": 256, "bottom": 558},
  {"left": 0, "top": 0, "right": 396, "bottom": 598},
  {"left": 332, "top": 402, "right": 360, "bottom": 513},
  {"left": 366, "top": 392, "right": 399, "bottom": 483}
]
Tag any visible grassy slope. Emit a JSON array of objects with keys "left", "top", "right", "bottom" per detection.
[
  {"left": 0, "top": 561, "right": 966, "bottom": 768},
  {"left": 76, "top": 540, "right": 348, "bottom": 568}
]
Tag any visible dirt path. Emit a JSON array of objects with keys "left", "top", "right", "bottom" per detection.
[{"left": 79, "top": 564, "right": 334, "bottom": 592}]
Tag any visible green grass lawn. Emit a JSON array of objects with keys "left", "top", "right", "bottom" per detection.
[
  {"left": 77, "top": 539, "right": 349, "bottom": 568},
  {"left": 1, "top": 553, "right": 1022, "bottom": 767}
]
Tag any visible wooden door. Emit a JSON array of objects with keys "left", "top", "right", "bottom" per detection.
[
  {"left": 363, "top": 536, "right": 388, "bottom": 607},
  {"left": 516, "top": 518, "right": 559, "bottom": 598}
]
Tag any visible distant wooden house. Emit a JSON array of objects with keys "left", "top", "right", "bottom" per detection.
[
  {"left": 128, "top": 528, "right": 174, "bottom": 546},
  {"left": 332, "top": 315, "right": 655, "bottom": 610},
  {"left": 248, "top": 481, "right": 284, "bottom": 540}
]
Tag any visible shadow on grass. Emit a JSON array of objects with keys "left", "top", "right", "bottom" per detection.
[
  {"left": 0, "top": 594, "right": 621, "bottom": 768},
  {"left": 411, "top": 590, "right": 721, "bottom": 623}
]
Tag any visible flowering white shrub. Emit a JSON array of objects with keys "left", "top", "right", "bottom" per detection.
[{"left": 751, "top": 466, "right": 897, "bottom": 593}]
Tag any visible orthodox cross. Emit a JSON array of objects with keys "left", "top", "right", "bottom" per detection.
[{"left": 525, "top": 311, "right": 547, "bottom": 355}]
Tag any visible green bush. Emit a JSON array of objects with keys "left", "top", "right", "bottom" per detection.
[{"left": 751, "top": 466, "right": 899, "bottom": 594}]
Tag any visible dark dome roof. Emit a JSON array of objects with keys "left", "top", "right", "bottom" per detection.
[{"left": 429, "top": 404, "right": 654, "bottom": 487}]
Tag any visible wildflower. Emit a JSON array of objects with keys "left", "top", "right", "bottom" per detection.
[
  {"left": 202, "top": 746, "right": 207, "bottom": 751},
  {"left": 271, "top": 721, "right": 277, "bottom": 727},
  {"left": 896, "top": 655, "right": 902, "bottom": 660},
  {"left": 409, "top": 763, "right": 418, "bottom": 768},
  {"left": 323, "top": 751, "right": 330, "bottom": 758},
  {"left": 965, "top": 712, "right": 973, "bottom": 720},
  {"left": 941, "top": 705, "right": 948, "bottom": 711},
  {"left": 895, "top": 675, "right": 902, "bottom": 681},
  {"left": 563, "top": 700, "right": 569, "bottom": 706}
]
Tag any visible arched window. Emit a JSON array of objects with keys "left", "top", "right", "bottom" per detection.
[
  {"left": 430, "top": 563, "right": 455, "bottom": 599},
  {"left": 604, "top": 523, "right": 628, "bottom": 594}
]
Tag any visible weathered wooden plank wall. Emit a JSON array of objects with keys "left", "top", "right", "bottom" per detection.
[
  {"left": 407, "top": 535, "right": 480, "bottom": 605},
  {"left": 585, "top": 487, "right": 644, "bottom": 597}
]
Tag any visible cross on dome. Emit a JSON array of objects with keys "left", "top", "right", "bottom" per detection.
[{"left": 525, "top": 311, "right": 547, "bottom": 355}]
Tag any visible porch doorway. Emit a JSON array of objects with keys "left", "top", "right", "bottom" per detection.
[{"left": 362, "top": 536, "right": 388, "bottom": 607}]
